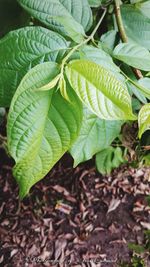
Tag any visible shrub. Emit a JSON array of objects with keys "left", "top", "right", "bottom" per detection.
[{"left": 0, "top": 0, "right": 150, "bottom": 198}]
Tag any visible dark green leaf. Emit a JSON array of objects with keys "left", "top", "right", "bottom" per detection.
[
  {"left": 17, "top": 0, "right": 92, "bottom": 41},
  {"left": 0, "top": 26, "right": 69, "bottom": 107},
  {"left": 96, "top": 147, "right": 125, "bottom": 175}
]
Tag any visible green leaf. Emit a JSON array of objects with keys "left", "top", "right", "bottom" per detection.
[
  {"left": 132, "top": 78, "right": 150, "bottom": 100},
  {"left": 128, "top": 82, "right": 147, "bottom": 105},
  {"left": 96, "top": 147, "right": 125, "bottom": 175},
  {"left": 7, "top": 62, "right": 82, "bottom": 198},
  {"left": 51, "top": 16, "right": 85, "bottom": 43},
  {"left": 88, "top": 0, "right": 101, "bottom": 7},
  {"left": 128, "top": 243, "right": 145, "bottom": 254},
  {"left": 136, "top": 1, "right": 150, "bottom": 19},
  {"left": 100, "top": 30, "right": 118, "bottom": 53},
  {"left": 0, "top": 26, "right": 69, "bottom": 107},
  {"left": 138, "top": 77, "right": 150, "bottom": 91},
  {"left": 121, "top": 4, "right": 150, "bottom": 49},
  {"left": 80, "top": 45, "right": 120, "bottom": 73},
  {"left": 65, "top": 59, "right": 136, "bottom": 120},
  {"left": 138, "top": 103, "right": 150, "bottom": 138},
  {"left": 70, "top": 107, "right": 123, "bottom": 166},
  {"left": 17, "top": 0, "right": 92, "bottom": 41},
  {"left": 113, "top": 43, "right": 150, "bottom": 71},
  {"left": 134, "top": 77, "right": 150, "bottom": 100}
]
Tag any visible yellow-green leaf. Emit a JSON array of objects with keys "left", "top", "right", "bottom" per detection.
[
  {"left": 65, "top": 59, "right": 136, "bottom": 120},
  {"left": 138, "top": 103, "right": 150, "bottom": 138}
]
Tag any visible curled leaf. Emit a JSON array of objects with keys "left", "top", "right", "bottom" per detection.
[
  {"left": 59, "top": 77, "right": 70, "bottom": 102},
  {"left": 35, "top": 73, "right": 61, "bottom": 92}
]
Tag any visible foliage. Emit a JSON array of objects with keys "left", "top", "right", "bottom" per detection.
[
  {"left": 96, "top": 146, "right": 126, "bottom": 175},
  {"left": 0, "top": 0, "right": 150, "bottom": 197}
]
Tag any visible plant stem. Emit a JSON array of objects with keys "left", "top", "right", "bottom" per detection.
[
  {"left": 0, "top": 134, "right": 7, "bottom": 151},
  {"left": 121, "top": 70, "right": 149, "bottom": 97},
  {"left": 115, "top": 0, "right": 127, "bottom": 43},
  {"left": 114, "top": 0, "right": 143, "bottom": 79},
  {"left": 61, "top": 8, "right": 107, "bottom": 71},
  {"left": 0, "top": 134, "right": 7, "bottom": 143}
]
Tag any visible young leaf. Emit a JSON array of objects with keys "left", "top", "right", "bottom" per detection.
[
  {"left": 121, "top": 4, "right": 150, "bottom": 49},
  {"left": 17, "top": 0, "right": 92, "bottom": 40},
  {"left": 70, "top": 107, "right": 123, "bottom": 167},
  {"left": 113, "top": 43, "right": 150, "bottom": 71},
  {"left": 65, "top": 59, "right": 136, "bottom": 120},
  {"left": 7, "top": 62, "right": 82, "bottom": 198},
  {"left": 35, "top": 74, "right": 61, "bottom": 92},
  {"left": 96, "top": 147, "right": 125, "bottom": 175},
  {"left": 59, "top": 77, "right": 70, "bottom": 102},
  {"left": 138, "top": 103, "right": 150, "bottom": 138},
  {"left": 0, "top": 26, "right": 69, "bottom": 107}
]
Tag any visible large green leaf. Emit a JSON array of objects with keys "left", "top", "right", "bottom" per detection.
[
  {"left": 0, "top": 26, "right": 69, "bottom": 107},
  {"left": 70, "top": 107, "right": 122, "bottom": 166},
  {"left": 80, "top": 45, "right": 120, "bottom": 73},
  {"left": 138, "top": 103, "right": 150, "bottom": 138},
  {"left": 96, "top": 147, "right": 125, "bottom": 175},
  {"left": 121, "top": 4, "right": 150, "bottom": 49},
  {"left": 17, "top": 0, "right": 92, "bottom": 42},
  {"left": 65, "top": 59, "right": 136, "bottom": 120},
  {"left": 113, "top": 43, "right": 150, "bottom": 71},
  {"left": 7, "top": 62, "right": 82, "bottom": 198},
  {"left": 136, "top": 1, "right": 150, "bottom": 19}
]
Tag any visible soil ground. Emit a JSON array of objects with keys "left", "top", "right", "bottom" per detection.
[{"left": 0, "top": 148, "right": 150, "bottom": 267}]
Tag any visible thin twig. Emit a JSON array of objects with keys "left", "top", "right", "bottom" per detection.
[
  {"left": 61, "top": 8, "right": 107, "bottom": 71},
  {"left": 114, "top": 0, "right": 143, "bottom": 79},
  {"left": 0, "top": 133, "right": 7, "bottom": 143}
]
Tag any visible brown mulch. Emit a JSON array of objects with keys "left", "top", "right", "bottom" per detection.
[{"left": 0, "top": 148, "right": 150, "bottom": 267}]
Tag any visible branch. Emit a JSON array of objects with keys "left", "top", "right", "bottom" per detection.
[
  {"left": 61, "top": 8, "right": 107, "bottom": 70},
  {"left": 114, "top": 0, "right": 143, "bottom": 79}
]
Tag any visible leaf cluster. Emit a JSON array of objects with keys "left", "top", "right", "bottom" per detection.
[{"left": 0, "top": 0, "right": 150, "bottom": 197}]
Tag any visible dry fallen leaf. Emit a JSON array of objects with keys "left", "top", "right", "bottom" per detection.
[
  {"left": 107, "top": 199, "right": 121, "bottom": 214},
  {"left": 140, "top": 221, "right": 150, "bottom": 230},
  {"left": 55, "top": 202, "right": 72, "bottom": 215}
]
